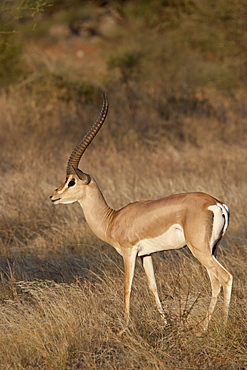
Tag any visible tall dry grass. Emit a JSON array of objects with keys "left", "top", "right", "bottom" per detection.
[{"left": 0, "top": 80, "right": 246, "bottom": 369}]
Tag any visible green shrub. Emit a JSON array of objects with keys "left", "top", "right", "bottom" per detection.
[
  {"left": 0, "top": 36, "right": 23, "bottom": 84},
  {"left": 107, "top": 50, "right": 143, "bottom": 85}
]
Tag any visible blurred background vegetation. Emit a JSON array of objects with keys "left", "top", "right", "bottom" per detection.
[
  {"left": 1, "top": 0, "right": 247, "bottom": 86},
  {"left": 1, "top": 0, "right": 247, "bottom": 147}
]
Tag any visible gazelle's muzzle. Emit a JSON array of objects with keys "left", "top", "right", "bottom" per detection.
[{"left": 50, "top": 195, "right": 61, "bottom": 203}]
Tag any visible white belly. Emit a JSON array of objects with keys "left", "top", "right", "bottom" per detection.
[{"left": 137, "top": 224, "right": 186, "bottom": 256}]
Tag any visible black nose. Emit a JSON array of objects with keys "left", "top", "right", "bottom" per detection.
[{"left": 49, "top": 195, "right": 53, "bottom": 199}]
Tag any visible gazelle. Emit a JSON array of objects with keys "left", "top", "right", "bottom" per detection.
[{"left": 50, "top": 93, "right": 232, "bottom": 332}]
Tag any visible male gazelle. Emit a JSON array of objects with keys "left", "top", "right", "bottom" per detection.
[{"left": 50, "top": 93, "right": 232, "bottom": 332}]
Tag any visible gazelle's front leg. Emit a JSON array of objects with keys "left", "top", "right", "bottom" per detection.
[
  {"left": 141, "top": 255, "right": 167, "bottom": 325},
  {"left": 118, "top": 248, "right": 138, "bottom": 335}
]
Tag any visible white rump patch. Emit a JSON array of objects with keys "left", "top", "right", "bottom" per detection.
[{"left": 208, "top": 203, "right": 229, "bottom": 250}]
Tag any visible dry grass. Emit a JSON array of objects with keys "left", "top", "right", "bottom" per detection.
[{"left": 0, "top": 83, "right": 246, "bottom": 369}]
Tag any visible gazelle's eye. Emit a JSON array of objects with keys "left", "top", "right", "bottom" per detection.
[{"left": 68, "top": 179, "right": 76, "bottom": 187}]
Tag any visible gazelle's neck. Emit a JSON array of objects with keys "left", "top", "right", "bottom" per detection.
[{"left": 78, "top": 177, "right": 115, "bottom": 244}]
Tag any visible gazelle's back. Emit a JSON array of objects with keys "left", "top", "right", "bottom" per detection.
[{"left": 107, "top": 192, "right": 219, "bottom": 247}]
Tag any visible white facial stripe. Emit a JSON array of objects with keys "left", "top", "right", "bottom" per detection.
[
  {"left": 57, "top": 183, "right": 68, "bottom": 194},
  {"left": 56, "top": 176, "right": 77, "bottom": 194}
]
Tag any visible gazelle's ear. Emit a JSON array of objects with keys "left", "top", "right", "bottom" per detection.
[{"left": 72, "top": 167, "right": 91, "bottom": 185}]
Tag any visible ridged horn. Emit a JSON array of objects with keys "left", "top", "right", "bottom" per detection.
[{"left": 66, "top": 93, "right": 109, "bottom": 175}]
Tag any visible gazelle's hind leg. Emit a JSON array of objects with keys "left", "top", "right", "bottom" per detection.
[
  {"left": 203, "top": 269, "right": 222, "bottom": 330},
  {"left": 186, "top": 203, "right": 232, "bottom": 330},
  {"left": 190, "top": 248, "right": 232, "bottom": 330},
  {"left": 203, "top": 265, "right": 232, "bottom": 330}
]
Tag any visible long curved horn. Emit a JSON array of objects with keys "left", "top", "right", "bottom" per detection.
[{"left": 66, "top": 93, "right": 109, "bottom": 175}]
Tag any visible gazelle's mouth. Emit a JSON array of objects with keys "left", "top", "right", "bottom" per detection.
[{"left": 51, "top": 197, "right": 61, "bottom": 203}]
